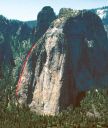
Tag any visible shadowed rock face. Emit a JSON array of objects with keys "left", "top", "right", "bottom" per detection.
[
  {"left": 17, "top": 10, "right": 108, "bottom": 115},
  {"left": 64, "top": 11, "right": 108, "bottom": 91},
  {"left": 35, "top": 6, "right": 56, "bottom": 40}
]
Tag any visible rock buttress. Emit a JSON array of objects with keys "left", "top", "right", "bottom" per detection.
[{"left": 17, "top": 10, "right": 108, "bottom": 115}]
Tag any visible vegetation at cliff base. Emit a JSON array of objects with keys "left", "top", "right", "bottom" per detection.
[{"left": 0, "top": 88, "right": 108, "bottom": 128}]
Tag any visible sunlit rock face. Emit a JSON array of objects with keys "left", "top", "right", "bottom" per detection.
[{"left": 17, "top": 9, "right": 108, "bottom": 115}]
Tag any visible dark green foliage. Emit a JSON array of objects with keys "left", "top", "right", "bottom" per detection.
[
  {"left": 59, "top": 8, "right": 80, "bottom": 18},
  {"left": 0, "top": 15, "right": 33, "bottom": 83},
  {"left": 0, "top": 83, "right": 108, "bottom": 128},
  {"left": 17, "top": 23, "right": 31, "bottom": 41},
  {"left": 1, "top": 71, "right": 108, "bottom": 128}
]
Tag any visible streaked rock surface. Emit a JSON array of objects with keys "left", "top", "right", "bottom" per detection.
[{"left": 17, "top": 9, "right": 108, "bottom": 115}]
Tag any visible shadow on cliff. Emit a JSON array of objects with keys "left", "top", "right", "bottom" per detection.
[
  {"left": 16, "top": 7, "right": 108, "bottom": 115},
  {"left": 59, "top": 11, "right": 108, "bottom": 110}
]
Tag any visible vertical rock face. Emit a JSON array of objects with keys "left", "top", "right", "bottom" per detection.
[
  {"left": 35, "top": 6, "right": 56, "bottom": 40},
  {"left": 17, "top": 10, "right": 108, "bottom": 115},
  {"left": 64, "top": 11, "right": 108, "bottom": 91}
]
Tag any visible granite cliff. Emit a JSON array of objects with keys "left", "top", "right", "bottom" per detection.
[
  {"left": 16, "top": 8, "right": 108, "bottom": 115},
  {"left": 35, "top": 6, "right": 56, "bottom": 41}
]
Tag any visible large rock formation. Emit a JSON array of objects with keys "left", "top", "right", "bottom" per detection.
[
  {"left": 16, "top": 9, "right": 108, "bottom": 115},
  {"left": 35, "top": 6, "right": 56, "bottom": 40}
]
